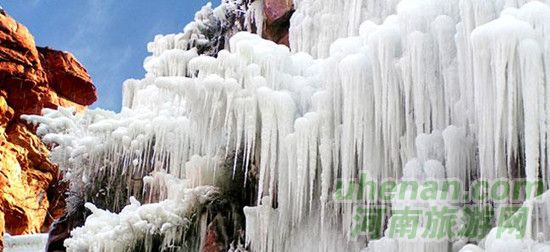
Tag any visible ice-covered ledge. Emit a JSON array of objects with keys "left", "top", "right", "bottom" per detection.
[{"left": 4, "top": 234, "right": 48, "bottom": 252}]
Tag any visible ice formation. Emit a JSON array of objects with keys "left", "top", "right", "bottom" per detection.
[
  {"left": 64, "top": 186, "right": 219, "bottom": 251},
  {"left": 23, "top": 0, "right": 550, "bottom": 251}
]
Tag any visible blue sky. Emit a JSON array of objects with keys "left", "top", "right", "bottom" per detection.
[{"left": 2, "top": 1, "right": 218, "bottom": 111}]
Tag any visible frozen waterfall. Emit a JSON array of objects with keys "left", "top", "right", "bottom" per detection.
[{"left": 24, "top": 0, "right": 550, "bottom": 251}]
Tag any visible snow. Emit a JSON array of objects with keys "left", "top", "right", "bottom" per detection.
[{"left": 22, "top": 0, "right": 550, "bottom": 251}]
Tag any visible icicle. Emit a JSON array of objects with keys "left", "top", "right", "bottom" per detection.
[
  {"left": 471, "top": 13, "right": 535, "bottom": 180},
  {"left": 518, "top": 39, "right": 544, "bottom": 181},
  {"left": 442, "top": 125, "right": 473, "bottom": 184}
]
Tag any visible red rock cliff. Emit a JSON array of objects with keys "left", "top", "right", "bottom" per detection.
[{"left": 0, "top": 9, "right": 96, "bottom": 249}]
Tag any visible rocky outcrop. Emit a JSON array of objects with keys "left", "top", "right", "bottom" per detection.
[
  {"left": 38, "top": 47, "right": 96, "bottom": 106},
  {"left": 262, "top": 0, "right": 294, "bottom": 46},
  {"left": 0, "top": 10, "right": 96, "bottom": 248}
]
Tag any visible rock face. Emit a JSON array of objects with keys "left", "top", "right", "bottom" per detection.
[
  {"left": 262, "top": 0, "right": 294, "bottom": 46},
  {"left": 38, "top": 47, "right": 96, "bottom": 106},
  {"left": 0, "top": 10, "right": 96, "bottom": 248}
]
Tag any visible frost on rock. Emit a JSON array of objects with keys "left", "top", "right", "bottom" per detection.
[
  {"left": 147, "top": 0, "right": 256, "bottom": 58},
  {"left": 24, "top": 0, "right": 550, "bottom": 251},
  {"left": 65, "top": 186, "right": 220, "bottom": 252}
]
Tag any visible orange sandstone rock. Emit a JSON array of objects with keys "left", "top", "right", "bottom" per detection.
[
  {"left": 0, "top": 10, "right": 96, "bottom": 239},
  {"left": 38, "top": 47, "right": 97, "bottom": 106}
]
